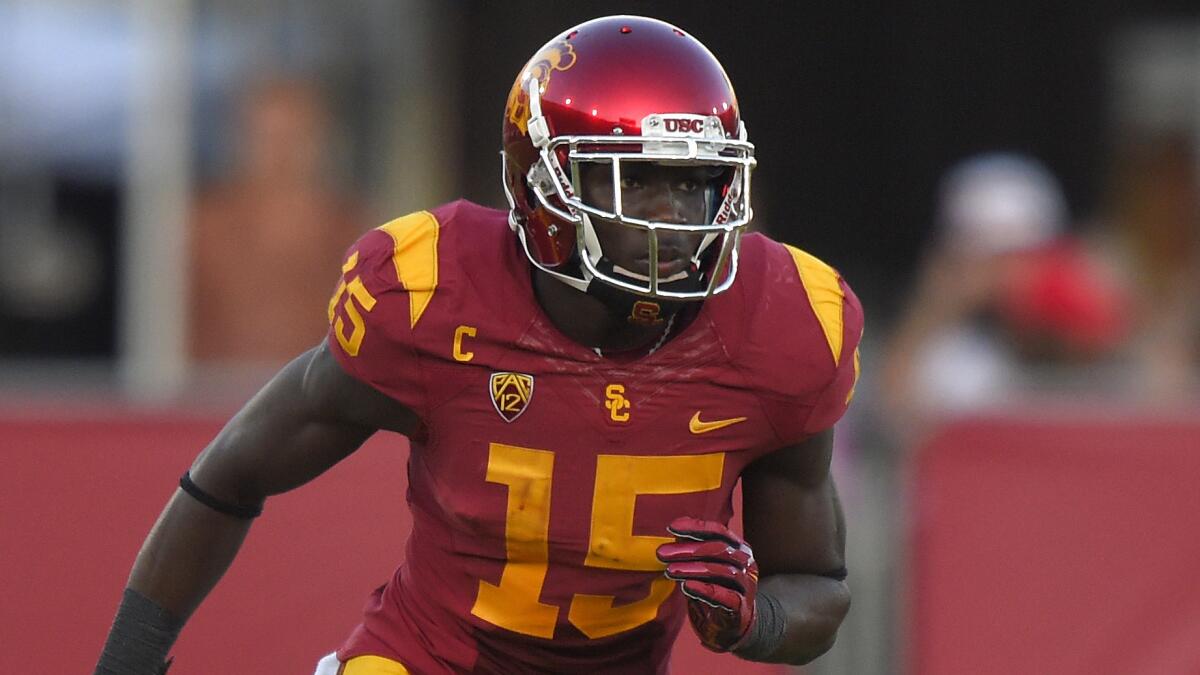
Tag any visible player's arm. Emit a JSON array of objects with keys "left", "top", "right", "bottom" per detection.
[
  {"left": 657, "top": 248, "right": 860, "bottom": 664},
  {"left": 738, "top": 428, "right": 849, "bottom": 663},
  {"left": 95, "top": 340, "right": 418, "bottom": 675},
  {"left": 657, "top": 430, "right": 848, "bottom": 665}
]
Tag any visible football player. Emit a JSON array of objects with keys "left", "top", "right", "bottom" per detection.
[{"left": 96, "top": 15, "right": 862, "bottom": 675}]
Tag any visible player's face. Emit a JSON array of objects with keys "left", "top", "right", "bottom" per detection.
[{"left": 579, "top": 162, "right": 710, "bottom": 280}]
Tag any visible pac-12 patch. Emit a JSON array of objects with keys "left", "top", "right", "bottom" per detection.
[{"left": 490, "top": 372, "right": 534, "bottom": 422}]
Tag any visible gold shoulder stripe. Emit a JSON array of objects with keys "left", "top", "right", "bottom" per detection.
[
  {"left": 847, "top": 347, "right": 861, "bottom": 405},
  {"left": 342, "top": 654, "right": 412, "bottom": 674},
  {"left": 783, "top": 244, "right": 845, "bottom": 366},
  {"left": 378, "top": 211, "right": 440, "bottom": 328}
]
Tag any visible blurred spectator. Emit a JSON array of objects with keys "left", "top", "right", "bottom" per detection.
[
  {"left": 880, "top": 153, "right": 1130, "bottom": 437},
  {"left": 189, "top": 78, "right": 365, "bottom": 366},
  {"left": 1140, "top": 263, "right": 1200, "bottom": 399},
  {"left": 1107, "top": 134, "right": 1200, "bottom": 400}
]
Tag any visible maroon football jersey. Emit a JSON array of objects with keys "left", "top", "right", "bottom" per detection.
[{"left": 327, "top": 200, "right": 863, "bottom": 674}]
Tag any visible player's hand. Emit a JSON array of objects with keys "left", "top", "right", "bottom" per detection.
[{"left": 656, "top": 516, "right": 759, "bottom": 652}]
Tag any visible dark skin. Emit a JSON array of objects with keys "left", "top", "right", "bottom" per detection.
[
  {"left": 532, "top": 161, "right": 709, "bottom": 353},
  {"left": 120, "top": 162, "right": 849, "bottom": 666}
]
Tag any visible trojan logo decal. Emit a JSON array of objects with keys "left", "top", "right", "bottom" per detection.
[
  {"left": 490, "top": 372, "right": 535, "bottom": 422},
  {"left": 505, "top": 39, "right": 577, "bottom": 135}
]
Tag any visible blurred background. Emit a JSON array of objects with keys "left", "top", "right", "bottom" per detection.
[{"left": 2, "top": 1, "right": 1199, "bottom": 673}]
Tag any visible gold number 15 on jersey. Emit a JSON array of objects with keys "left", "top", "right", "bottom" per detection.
[
  {"left": 471, "top": 443, "right": 724, "bottom": 639},
  {"left": 329, "top": 252, "right": 377, "bottom": 356}
]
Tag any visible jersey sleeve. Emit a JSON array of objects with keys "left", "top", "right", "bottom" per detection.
[
  {"left": 754, "top": 244, "right": 865, "bottom": 444},
  {"left": 326, "top": 211, "right": 442, "bottom": 413},
  {"left": 801, "top": 273, "right": 863, "bottom": 435}
]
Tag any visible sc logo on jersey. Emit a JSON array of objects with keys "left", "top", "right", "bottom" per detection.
[
  {"left": 604, "top": 384, "right": 630, "bottom": 423},
  {"left": 490, "top": 372, "right": 535, "bottom": 423}
]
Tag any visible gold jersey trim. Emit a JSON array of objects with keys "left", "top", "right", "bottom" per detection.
[
  {"left": 378, "top": 211, "right": 440, "bottom": 328},
  {"left": 783, "top": 244, "right": 845, "bottom": 366},
  {"left": 342, "top": 654, "right": 412, "bottom": 674}
]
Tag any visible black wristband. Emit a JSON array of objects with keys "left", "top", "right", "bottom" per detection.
[
  {"left": 819, "top": 565, "right": 849, "bottom": 581},
  {"left": 733, "top": 591, "right": 787, "bottom": 661},
  {"left": 179, "top": 471, "right": 263, "bottom": 519},
  {"left": 94, "top": 588, "right": 181, "bottom": 675}
]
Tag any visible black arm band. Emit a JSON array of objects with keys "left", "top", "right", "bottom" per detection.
[
  {"left": 733, "top": 591, "right": 787, "bottom": 661},
  {"left": 819, "top": 566, "right": 849, "bottom": 581},
  {"left": 179, "top": 471, "right": 263, "bottom": 519},
  {"left": 94, "top": 588, "right": 180, "bottom": 675}
]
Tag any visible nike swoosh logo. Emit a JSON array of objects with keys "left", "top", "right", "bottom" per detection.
[{"left": 689, "top": 412, "right": 748, "bottom": 434}]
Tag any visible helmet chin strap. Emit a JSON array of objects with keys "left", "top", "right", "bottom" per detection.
[
  {"left": 573, "top": 211, "right": 711, "bottom": 325},
  {"left": 584, "top": 257, "right": 705, "bottom": 326}
]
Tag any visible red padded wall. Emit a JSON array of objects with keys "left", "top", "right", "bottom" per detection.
[{"left": 910, "top": 413, "right": 1200, "bottom": 675}]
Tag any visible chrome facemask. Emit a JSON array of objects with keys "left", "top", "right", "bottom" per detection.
[{"left": 510, "top": 79, "right": 756, "bottom": 300}]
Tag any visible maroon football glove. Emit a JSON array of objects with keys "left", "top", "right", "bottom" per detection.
[{"left": 656, "top": 516, "right": 759, "bottom": 652}]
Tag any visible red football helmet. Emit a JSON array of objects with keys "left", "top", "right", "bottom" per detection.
[{"left": 501, "top": 15, "right": 755, "bottom": 300}]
